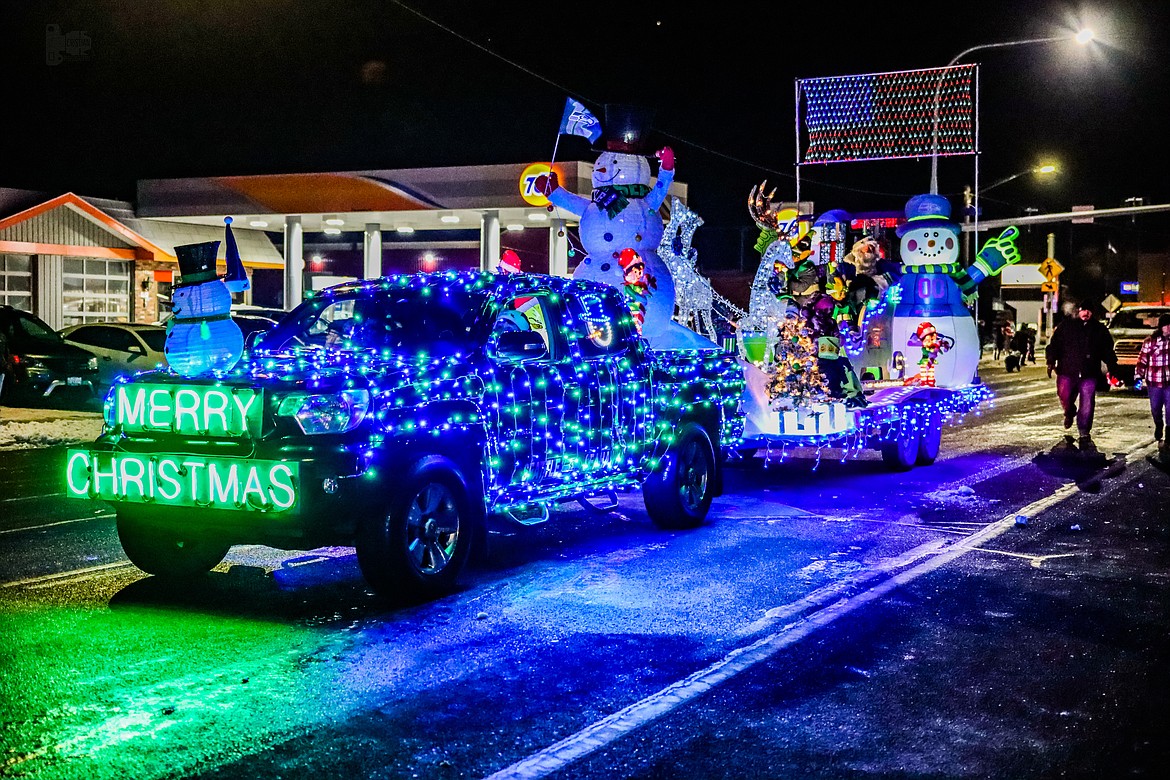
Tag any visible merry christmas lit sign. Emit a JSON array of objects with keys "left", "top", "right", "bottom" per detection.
[
  {"left": 109, "top": 383, "right": 264, "bottom": 438},
  {"left": 65, "top": 450, "right": 298, "bottom": 512}
]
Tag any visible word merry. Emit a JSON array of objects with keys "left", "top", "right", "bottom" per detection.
[{"left": 112, "top": 384, "right": 263, "bottom": 437}]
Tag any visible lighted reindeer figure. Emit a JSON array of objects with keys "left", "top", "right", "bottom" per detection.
[
  {"left": 658, "top": 197, "right": 718, "bottom": 342},
  {"left": 734, "top": 181, "right": 802, "bottom": 363}
]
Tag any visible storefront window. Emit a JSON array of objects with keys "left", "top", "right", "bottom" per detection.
[
  {"left": 62, "top": 256, "right": 131, "bottom": 325},
  {"left": 0, "top": 255, "right": 33, "bottom": 309}
]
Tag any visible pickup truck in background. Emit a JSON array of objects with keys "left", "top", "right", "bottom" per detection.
[
  {"left": 1107, "top": 303, "right": 1170, "bottom": 387},
  {"left": 66, "top": 272, "right": 745, "bottom": 600}
]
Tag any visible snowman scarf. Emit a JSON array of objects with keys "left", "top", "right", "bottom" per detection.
[{"left": 591, "top": 184, "right": 652, "bottom": 219}]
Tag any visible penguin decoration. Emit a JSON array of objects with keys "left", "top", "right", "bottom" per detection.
[{"left": 164, "top": 217, "right": 251, "bottom": 377}]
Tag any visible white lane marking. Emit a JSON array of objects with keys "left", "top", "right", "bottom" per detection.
[
  {"left": 2, "top": 561, "right": 134, "bottom": 589},
  {"left": 481, "top": 448, "right": 1155, "bottom": 780},
  {"left": 0, "top": 513, "right": 114, "bottom": 535},
  {"left": 0, "top": 492, "right": 67, "bottom": 503}
]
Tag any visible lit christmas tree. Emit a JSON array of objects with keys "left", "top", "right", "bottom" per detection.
[{"left": 765, "top": 313, "right": 829, "bottom": 409}]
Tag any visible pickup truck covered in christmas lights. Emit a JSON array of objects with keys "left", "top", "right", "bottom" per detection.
[{"left": 66, "top": 271, "right": 745, "bottom": 599}]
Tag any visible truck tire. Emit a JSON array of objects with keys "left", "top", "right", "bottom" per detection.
[
  {"left": 881, "top": 423, "right": 920, "bottom": 472},
  {"left": 644, "top": 422, "right": 716, "bottom": 530},
  {"left": 916, "top": 411, "right": 943, "bottom": 465},
  {"left": 356, "top": 456, "right": 480, "bottom": 601},
  {"left": 116, "top": 511, "right": 230, "bottom": 577}
]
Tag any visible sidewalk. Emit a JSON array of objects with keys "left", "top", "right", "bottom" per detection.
[{"left": 0, "top": 404, "right": 103, "bottom": 451}]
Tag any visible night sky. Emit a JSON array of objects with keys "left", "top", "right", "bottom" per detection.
[{"left": 4, "top": 0, "right": 1169, "bottom": 288}]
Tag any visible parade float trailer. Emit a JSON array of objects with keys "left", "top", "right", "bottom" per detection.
[{"left": 730, "top": 191, "right": 1013, "bottom": 470}]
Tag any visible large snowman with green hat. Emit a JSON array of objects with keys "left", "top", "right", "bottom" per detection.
[{"left": 888, "top": 193, "right": 982, "bottom": 388}]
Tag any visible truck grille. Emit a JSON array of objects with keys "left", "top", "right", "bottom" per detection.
[{"left": 1115, "top": 339, "right": 1143, "bottom": 361}]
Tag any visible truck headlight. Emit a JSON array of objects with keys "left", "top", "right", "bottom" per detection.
[{"left": 277, "top": 389, "right": 370, "bottom": 435}]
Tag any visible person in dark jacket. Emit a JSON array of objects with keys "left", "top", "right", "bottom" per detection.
[{"left": 1045, "top": 301, "right": 1120, "bottom": 443}]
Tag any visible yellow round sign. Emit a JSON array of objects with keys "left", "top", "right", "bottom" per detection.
[
  {"left": 519, "top": 162, "right": 554, "bottom": 207},
  {"left": 775, "top": 207, "right": 811, "bottom": 244}
]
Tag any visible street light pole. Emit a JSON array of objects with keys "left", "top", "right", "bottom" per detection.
[{"left": 929, "top": 30, "right": 1093, "bottom": 195}]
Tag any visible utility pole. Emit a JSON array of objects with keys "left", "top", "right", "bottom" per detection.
[{"left": 1043, "top": 232, "right": 1058, "bottom": 339}]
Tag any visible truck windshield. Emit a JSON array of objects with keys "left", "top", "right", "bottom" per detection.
[
  {"left": 1110, "top": 309, "right": 1167, "bottom": 330},
  {"left": 258, "top": 286, "right": 492, "bottom": 355}
]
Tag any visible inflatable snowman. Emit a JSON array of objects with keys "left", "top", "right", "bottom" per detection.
[
  {"left": 537, "top": 105, "right": 715, "bottom": 350},
  {"left": 164, "top": 217, "right": 251, "bottom": 377},
  {"left": 888, "top": 194, "right": 980, "bottom": 388}
]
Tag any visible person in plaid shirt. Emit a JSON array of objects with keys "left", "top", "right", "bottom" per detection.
[{"left": 1135, "top": 313, "right": 1170, "bottom": 449}]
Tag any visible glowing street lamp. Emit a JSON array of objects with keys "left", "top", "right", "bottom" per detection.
[
  {"left": 929, "top": 29, "right": 1094, "bottom": 195},
  {"left": 983, "top": 163, "right": 1059, "bottom": 194}
]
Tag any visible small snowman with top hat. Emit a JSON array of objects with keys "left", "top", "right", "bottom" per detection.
[{"left": 164, "top": 217, "right": 251, "bottom": 377}]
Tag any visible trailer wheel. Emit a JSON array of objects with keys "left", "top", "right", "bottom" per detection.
[
  {"left": 916, "top": 412, "right": 943, "bottom": 465},
  {"left": 644, "top": 423, "right": 716, "bottom": 529},
  {"left": 116, "top": 511, "right": 230, "bottom": 577},
  {"left": 881, "top": 424, "right": 920, "bottom": 471}
]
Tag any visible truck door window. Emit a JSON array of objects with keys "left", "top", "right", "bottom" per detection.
[
  {"left": 566, "top": 291, "right": 628, "bottom": 358},
  {"left": 492, "top": 294, "right": 553, "bottom": 359}
]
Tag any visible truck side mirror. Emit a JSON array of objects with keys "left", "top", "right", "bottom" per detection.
[{"left": 491, "top": 330, "right": 547, "bottom": 362}]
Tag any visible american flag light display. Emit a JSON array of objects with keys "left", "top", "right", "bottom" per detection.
[{"left": 799, "top": 64, "right": 978, "bottom": 164}]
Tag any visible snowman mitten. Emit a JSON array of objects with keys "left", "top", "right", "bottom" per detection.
[{"left": 952, "top": 226, "right": 1021, "bottom": 300}]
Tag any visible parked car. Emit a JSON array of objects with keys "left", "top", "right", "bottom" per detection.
[
  {"left": 155, "top": 312, "right": 281, "bottom": 351},
  {"left": 0, "top": 306, "right": 99, "bottom": 406},
  {"left": 231, "top": 314, "right": 280, "bottom": 344},
  {"left": 231, "top": 305, "right": 289, "bottom": 324},
  {"left": 1107, "top": 303, "right": 1170, "bottom": 387},
  {"left": 60, "top": 322, "right": 168, "bottom": 390}
]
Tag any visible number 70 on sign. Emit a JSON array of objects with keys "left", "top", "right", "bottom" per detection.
[{"left": 519, "top": 162, "right": 557, "bottom": 207}]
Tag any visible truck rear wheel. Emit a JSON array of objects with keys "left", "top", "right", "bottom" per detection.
[
  {"left": 116, "top": 511, "right": 230, "bottom": 577},
  {"left": 881, "top": 423, "right": 920, "bottom": 471},
  {"left": 357, "top": 457, "right": 480, "bottom": 601},
  {"left": 644, "top": 423, "right": 716, "bottom": 530}
]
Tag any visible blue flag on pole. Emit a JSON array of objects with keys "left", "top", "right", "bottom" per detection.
[{"left": 559, "top": 97, "right": 602, "bottom": 143}]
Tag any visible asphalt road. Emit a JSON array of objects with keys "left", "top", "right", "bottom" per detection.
[{"left": 2, "top": 360, "right": 1168, "bottom": 780}]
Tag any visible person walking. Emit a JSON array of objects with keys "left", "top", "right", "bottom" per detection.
[
  {"left": 994, "top": 320, "right": 1012, "bottom": 361},
  {"left": 1045, "top": 301, "right": 1120, "bottom": 446},
  {"left": 1134, "top": 313, "right": 1170, "bottom": 450}
]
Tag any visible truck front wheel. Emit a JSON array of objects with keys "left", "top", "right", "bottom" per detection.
[
  {"left": 644, "top": 423, "right": 716, "bottom": 530},
  {"left": 357, "top": 457, "right": 480, "bottom": 601},
  {"left": 116, "top": 511, "right": 230, "bottom": 577}
]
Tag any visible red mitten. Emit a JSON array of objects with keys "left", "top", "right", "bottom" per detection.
[
  {"left": 655, "top": 146, "right": 675, "bottom": 171},
  {"left": 534, "top": 171, "right": 559, "bottom": 196}
]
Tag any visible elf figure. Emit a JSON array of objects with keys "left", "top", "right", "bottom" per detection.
[
  {"left": 618, "top": 247, "right": 654, "bottom": 331},
  {"left": 164, "top": 217, "right": 250, "bottom": 377},
  {"left": 903, "top": 321, "right": 954, "bottom": 387}
]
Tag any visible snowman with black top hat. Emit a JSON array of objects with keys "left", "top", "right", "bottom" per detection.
[{"left": 536, "top": 104, "right": 716, "bottom": 350}]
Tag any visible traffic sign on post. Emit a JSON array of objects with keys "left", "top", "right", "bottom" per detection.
[
  {"left": 1038, "top": 258, "right": 1065, "bottom": 280},
  {"left": 1040, "top": 280, "right": 1059, "bottom": 294}
]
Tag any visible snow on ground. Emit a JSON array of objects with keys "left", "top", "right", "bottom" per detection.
[{"left": 0, "top": 408, "right": 103, "bottom": 451}]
